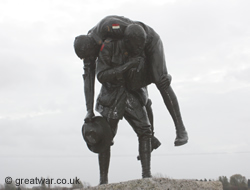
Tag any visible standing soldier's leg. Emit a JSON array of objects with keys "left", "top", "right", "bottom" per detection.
[
  {"left": 129, "top": 98, "right": 161, "bottom": 160},
  {"left": 124, "top": 95, "right": 152, "bottom": 178},
  {"left": 139, "top": 135, "right": 152, "bottom": 178},
  {"left": 98, "top": 148, "right": 110, "bottom": 185},
  {"left": 145, "top": 99, "right": 161, "bottom": 150},
  {"left": 98, "top": 118, "right": 119, "bottom": 185}
]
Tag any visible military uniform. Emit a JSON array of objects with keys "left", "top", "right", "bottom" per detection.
[
  {"left": 87, "top": 15, "right": 188, "bottom": 147},
  {"left": 95, "top": 39, "right": 153, "bottom": 184},
  {"left": 96, "top": 39, "right": 152, "bottom": 140},
  {"left": 78, "top": 15, "right": 187, "bottom": 152},
  {"left": 88, "top": 15, "right": 169, "bottom": 86},
  {"left": 74, "top": 15, "right": 188, "bottom": 185}
]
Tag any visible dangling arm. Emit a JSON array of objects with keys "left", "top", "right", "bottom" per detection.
[{"left": 83, "top": 58, "right": 96, "bottom": 122}]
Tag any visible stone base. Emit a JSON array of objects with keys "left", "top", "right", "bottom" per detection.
[{"left": 82, "top": 178, "right": 223, "bottom": 190}]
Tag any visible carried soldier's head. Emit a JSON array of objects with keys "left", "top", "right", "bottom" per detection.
[
  {"left": 124, "top": 24, "right": 146, "bottom": 56},
  {"left": 74, "top": 35, "right": 99, "bottom": 60}
]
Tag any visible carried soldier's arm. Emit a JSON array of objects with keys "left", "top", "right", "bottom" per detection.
[{"left": 83, "top": 58, "right": 96, "bottom": 122}]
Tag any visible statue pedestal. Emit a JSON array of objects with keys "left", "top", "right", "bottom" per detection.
[{"left": 83, "top": 178, "right": 223, "bottom": 190}]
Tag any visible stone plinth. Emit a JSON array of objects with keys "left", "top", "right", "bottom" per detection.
[{"left": 82, "top": 178, "right": 223, "bottom": 190}]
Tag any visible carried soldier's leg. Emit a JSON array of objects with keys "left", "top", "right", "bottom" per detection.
[
  {"left": 156, "top": 78, "right": 188, "bottom": 146},
  {"left": 148, "top": 39, "right": 188, "bottom": 146}
]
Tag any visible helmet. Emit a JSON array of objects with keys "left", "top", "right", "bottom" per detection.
[{"left": 82, "top": 116, "right": 113, "bottom": 153}]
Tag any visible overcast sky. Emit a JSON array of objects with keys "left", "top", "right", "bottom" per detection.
[{"left": 1, "top": 0, "right": 250, "bottom": 187}]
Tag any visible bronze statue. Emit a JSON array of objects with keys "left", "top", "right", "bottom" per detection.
[
  {"left": 74, "top": 15, "right": 189, "bottom": 185},
  {"left": 82, "top": 25, "right": 153, "bottom": 185},
  {"left": 74, "top": 15, "right": 188, "bottom": 147}
]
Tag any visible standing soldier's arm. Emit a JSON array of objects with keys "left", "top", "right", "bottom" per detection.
[
  {"left": 83, "top": 58, "right": 96, "bottom": 122},
  {"left": 97, "top": 42, "right": 141, "bottom": 84}
]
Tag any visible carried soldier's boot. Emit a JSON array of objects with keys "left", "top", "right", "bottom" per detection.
[
  {"left": 98, "top": 148, "right": 110, "bottom": 185},
  {"left": 139, "top": 138, "right": 152, "bottom": 178},
  {"left": 157, "top": 83, "right": 188, "bottom": 146},
  {"left": 175, "top": 126, "right": 188, "bottom": 146}
]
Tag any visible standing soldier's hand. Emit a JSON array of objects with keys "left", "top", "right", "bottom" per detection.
[{"left": 129, "top": 56, "right": 145, "bottom": 71}]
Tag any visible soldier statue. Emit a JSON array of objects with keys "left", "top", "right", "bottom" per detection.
[
  {"left": 74, "top": 15, "right": 188, "bottom": 146},
  {"left": 74, "top": 15, "right": 189, "bottom": 185}
]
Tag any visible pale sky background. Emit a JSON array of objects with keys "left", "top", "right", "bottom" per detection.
[{"left": 1, "top": 0, "right": 250, "bottom": 187}]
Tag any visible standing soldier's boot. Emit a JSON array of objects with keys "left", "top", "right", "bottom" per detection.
[
  {"left": 139, "top": 138, "right": 152, "bottom": 178},
  {"left": 157, "top": 79, "right": 188, "bottom": 146},
  {"left": 98, "top": 148, "right": 110, "bottom": 185},
  {"left": 145, "top": 99, "right": 162, "bottom": 151},
  {"left": 137, "top": 99, "right": 161, "bottom": 161},
  {"left": 137, "top": 136, "right": 161, "bottom": 161}
]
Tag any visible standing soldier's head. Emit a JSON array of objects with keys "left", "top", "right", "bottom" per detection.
[{"left": 124, "top": 24, "right": 147, "bottom": 56}]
